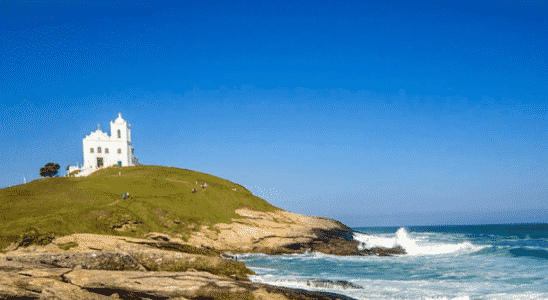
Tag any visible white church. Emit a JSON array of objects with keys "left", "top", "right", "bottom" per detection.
[{"left": 67, "top": 113, "right": 139, "bottom": 177}]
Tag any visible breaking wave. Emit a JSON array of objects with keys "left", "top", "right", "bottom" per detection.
[{"left": 354, "top": 227, "right": 489, "bottom": 256}]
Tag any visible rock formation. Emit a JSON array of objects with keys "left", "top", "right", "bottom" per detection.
[{"left": 1, "top": 209, "right": 405, "bottom": 299}]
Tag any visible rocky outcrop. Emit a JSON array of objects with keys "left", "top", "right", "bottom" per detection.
[
  {"left": 0, "top": 233, "right": 361, "bottom": 300},
  {"left": 2, "top": 247, "right": 253, "bottom": 279},
  {"left": 0, "top": 209, "right": 406, "bottom": 299},
  {"left": 0, "top": 269, "right": 113, "bottom": 299},
  {"left": 0, "top": 255, "right": 357, "bottom": 300},
  {"left": 3, "top": 251, "right": 148, "bottom": 271},
  {"left": 266, "top": 278, "right": 363, "bottom": 289},
  {"left": 185, "top": 209, "right": 406, "bottom": 256}
]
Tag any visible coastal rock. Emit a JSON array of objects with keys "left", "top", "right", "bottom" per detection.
[
  {"left": 64, "top": 269, "right": 250, "bottom": 299},
  {"left": 185, "top": 209, "right": 360, "bottom": 254},
  {"left": 3, "top": 248, "right": 253, "bottom": 279},
  {"left": 365, "top": 245, "right": 407, "bottom": 256},
  {"left": 0, "top": 246, "right": 359, "bottom": 300},
  {"left": 0, "top": 270, "right": 111, "bottom": 300},
  {"left": 17, "top": 267, "right": 73, "bottom": 281},
  {"left": 0, "top": 258, "right": 61, "bottom": 273},
  {"left": 115, "top": 245, "right": 254, "bottom": 278},
  {"left": 182, "top": 208, "right": 407, "bottom": 256},
  {"left": 63, "top": 269, "right": 357, "bottom": 300},
  {"left": 269, "top": 278, "right": 363, "bottom": 289},
  {"left": 0, "top": 283, "right": 41, "bottom": 299},
  {"left": 0, "top": 208, "right": 403, "bottom": 299},
  {"left": 3, "top": 251, "right": 148, "bottom": 271},
  {"left": 4, "top": 210, "right": 405, "bottom": 258}
]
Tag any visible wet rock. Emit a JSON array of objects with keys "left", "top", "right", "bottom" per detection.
[
  {"left": 128, "top": 240, "right": 222, "bottom": 257},
  {"left": 309, "top": 279, "right": 363, "bottom": 289},
  {"left": 280, "top": 236, "right": 407, "bottom": 256},
  {"left": 270, "top": 278, "right": 363, "bottom": 289},
  {"left": 364, "top": 245, "right": 407, "bottom": 256}
]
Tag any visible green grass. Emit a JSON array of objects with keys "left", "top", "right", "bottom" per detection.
[
  {"left": 58, "top": 241, "right": 79, "bottom": 251},
  {"left": 0, "top": 165, "right": 281, "bottom": 251}
]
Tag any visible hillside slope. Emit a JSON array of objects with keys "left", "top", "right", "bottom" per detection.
[{"left": 0, "top": 165, "right": 281, "bottom": 251}]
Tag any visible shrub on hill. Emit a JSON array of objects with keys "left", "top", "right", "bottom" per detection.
[
  {"left": 16, "top": 227, "right": 56, "bottom": 247},
  {"left": 40, "top": 162, "right": 60, "bottom": 177}
]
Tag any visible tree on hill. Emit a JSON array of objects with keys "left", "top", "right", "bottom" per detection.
[{"left": 40, "top": 162, "right": 60, "bottom": 177}]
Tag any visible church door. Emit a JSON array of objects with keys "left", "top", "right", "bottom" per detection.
[
  {"left": 117, "top": 161, "right": 122, "bottom": 167},
  {"left": 97, "top": 157, "right": 104, "bottom": 168}
]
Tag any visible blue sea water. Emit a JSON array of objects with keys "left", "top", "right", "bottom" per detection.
[{"left": 236, "top": 223, "right": 548, "bottom": 300}]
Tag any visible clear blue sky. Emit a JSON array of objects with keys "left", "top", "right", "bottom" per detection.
[{"left": 1, "top": 0, "right": 547, "bottom": 226}]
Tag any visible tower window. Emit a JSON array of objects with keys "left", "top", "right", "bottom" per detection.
[
  {"left": 131, "top": 148, "right": 134, "bottom": 154},
  {"left": 90, "top": 148, "right": 94, "bottom": 153},
  {"left": 105, "top": 148, "right": 109, "bottom": 154},
  {"left": 117, "top": 148, "right": 122, "bottom": 154},
  {"left": 97, "top": 147, "right": 102, "bottom": 153},
  {"left": 117, "top": 129, "right": 121, "bottom": 139}
]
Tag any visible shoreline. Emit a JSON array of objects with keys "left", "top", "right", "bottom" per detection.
[{"left": 0, "top": 209, "right": 404, "bottom": 299}]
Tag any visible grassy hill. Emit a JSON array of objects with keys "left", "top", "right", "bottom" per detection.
[{"left": 0, "top": 165, "right": 280, "bottom": 251}]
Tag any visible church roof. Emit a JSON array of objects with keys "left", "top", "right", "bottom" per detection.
[{"left": 83, "top": 127, "right": 110, "bottom": 141}]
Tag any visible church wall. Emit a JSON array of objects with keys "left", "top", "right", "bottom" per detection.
[{"left": 83, "top": 139, "right": 132, "bottom": 169}]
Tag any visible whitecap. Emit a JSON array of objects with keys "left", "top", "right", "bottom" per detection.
[{"left": 354, "top": 227, "right": 490, "bottom": 256}]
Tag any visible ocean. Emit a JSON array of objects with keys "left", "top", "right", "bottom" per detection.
[{"left": 236, "top": 223, "right": 548, "bottom": 300}]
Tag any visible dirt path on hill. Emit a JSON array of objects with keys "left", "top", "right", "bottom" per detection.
[
  {"left": 104, "top": 199, "right": 120, "bottom": 206},
  {"left": 165, "top": 178, "right": 189, "bottom": 184}
]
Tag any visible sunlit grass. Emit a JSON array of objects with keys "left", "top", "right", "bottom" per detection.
[{"left": 0, "top": 165, "right": 281, "bottom": 250}]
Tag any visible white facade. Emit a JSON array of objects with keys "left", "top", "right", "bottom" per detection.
[{"left": 68, "top": 113, "right": 139, "bottom": 177}]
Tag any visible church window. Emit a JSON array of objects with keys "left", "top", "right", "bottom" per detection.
[
  {"left": 97, "top": 147, "right": 102, "bottom": 153},
  {"left": 131, "top": 148, "right": 134, "bottom": 154},
  {"left": 90, "top": 148, "right": 94, "bottom": 153},
  {"left": 117, "top": 148, "right": 122, "bottom": 154},
  {"left": 105, "top": 148, "right": 109, "bottom": 154},
  {"left": 117, "top": 129, "right": 121, "bottom": 139}
]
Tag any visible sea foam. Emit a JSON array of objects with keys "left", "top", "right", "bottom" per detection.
[{"left": 354, "top": 227, "right": 488, "bottom": 256}]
